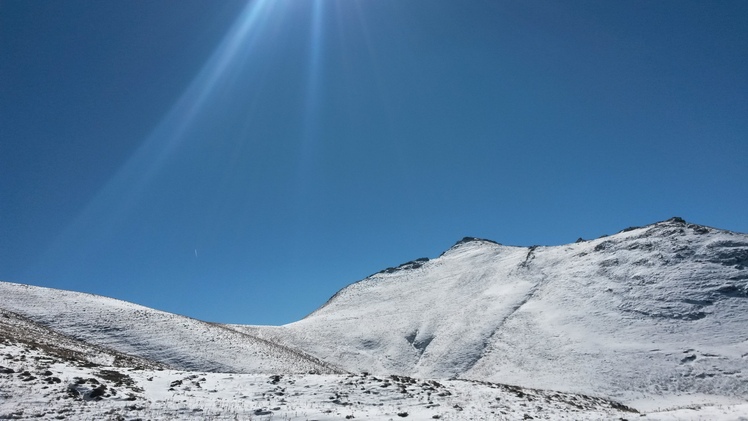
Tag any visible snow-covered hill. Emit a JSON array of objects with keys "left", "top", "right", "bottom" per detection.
[
  {"left": 0, "top": 282, "right": 340, "bottom": 375},
  {"left": 236, "top": 218, "right": 748, "bottom": 408},
  {"left": 0, "top": 307, "right": 643, "bottom": 420},
  {"left": 0, "top": 308, "right": 164, "bottom": 370},
  {"left": 2, "top": 217, "right": 747, "bottom": 417},
  {"left": 1, "top": 335, "right": 645, "bottom": 420}
]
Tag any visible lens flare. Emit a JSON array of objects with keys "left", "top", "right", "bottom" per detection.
[{"left": 36, "top": 0, "right": 280, "bottom": 265}]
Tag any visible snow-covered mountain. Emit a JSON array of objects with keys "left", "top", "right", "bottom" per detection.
[
  {"left": 0, "top": 282, "right": 340, "bottom": 375},
  {"left": 2, "top": 217, "right": 747, "bottom": 418},
  {"left": 0, "top": 289, "right": 641, "bottom": 420},
  {"left": 235, "top": 218, "right": 748, "bottom": 409}
]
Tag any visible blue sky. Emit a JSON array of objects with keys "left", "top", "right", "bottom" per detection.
[{"left": 2, "top": 0, "right": 747, "bottom": 325}]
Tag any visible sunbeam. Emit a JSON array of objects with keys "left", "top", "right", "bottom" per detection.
[
  {"left": 296, "top": 0, "right": 327, "bottom": 195},
  {"left": 143, "top": 0, "right": 276, "bottom": 167},
  {"left": 32, "top": 0, "right": 279, "bottom": 271}
]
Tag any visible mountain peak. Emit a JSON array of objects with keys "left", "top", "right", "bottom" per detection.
[
  {"left": 446, "top": 237, "right": 502, "bottom": 252},
  {"left": 663, "top": 216, "right": 687, "bottom": 224},
  {"left": 454, "top": 236, "right": 501, "bottom": 246},
  {"left": 632, "top": 216, "right": 716, "bottom": 237}
]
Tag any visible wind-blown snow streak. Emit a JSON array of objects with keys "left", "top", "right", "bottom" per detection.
[{"left": 239, "top": 218, "right": 748, "bottom": 406}]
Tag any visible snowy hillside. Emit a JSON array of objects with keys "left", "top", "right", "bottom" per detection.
[
  {"left": 1, "top": 334, "right": 648, "bottom": 420},
  {"left": 2, "top": 217, "right": 747, "bottom": 418},
  {"left": 0, "top": 310, "right": 644, "bottom": 420},
  {"left": 0, "top": 282, "right": 340, "bottom": 375},
  {"left": 4, "top": 327, "right": 748, "bottom": 419},
  {"left": 237, "top": 218, "right": 748, "bottom": 408},
  {"left": 0, "top": 308, "right": 164, "bottom": 370}
]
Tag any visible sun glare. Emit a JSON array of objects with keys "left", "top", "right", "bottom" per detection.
[{"left": 40, "top": 0, "right": 281, "bottom": 259}]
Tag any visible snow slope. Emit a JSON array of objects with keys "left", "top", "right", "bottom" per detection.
[
  {"left": 0, "top": 308, "right": 164, "bottom": 370},
  {"left": 3, "top": 322, "right": 748, "bottom": 420},
  {"left": 0, "top": 282, "right": 341, "bottom": 375},
  {"left": 0, "top": 335, "right": 642, "bottom": 420},
  {"left": 237, "top": 218, "right": 748, "bottom": 407}
]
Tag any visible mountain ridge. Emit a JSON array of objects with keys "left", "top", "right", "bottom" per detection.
[{"left": 237, "top": 217, "right": 748, "bottom": 408}]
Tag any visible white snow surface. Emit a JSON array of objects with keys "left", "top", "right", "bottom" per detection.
[
  {"left": 236, "top": 218, "right": 748, "bottom": 407},
  {"left": 0, "top": 338, "right": 682, "bottom": 420},
  {"left": 0, "top": 282, "right": 339, "bottom": 375}
]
